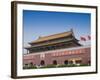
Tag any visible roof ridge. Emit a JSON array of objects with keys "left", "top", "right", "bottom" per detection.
[
  {"left": 38, "top": 31, "right": 72, "bottom": 39},
  {"left": 29, "top": 30, "right": 73, "bottom": 44}
]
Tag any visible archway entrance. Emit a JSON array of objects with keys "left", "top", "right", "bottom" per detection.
[
  {"left": 64, "top": 60, "right": 68, "bottom": 65},
  {"left": 53, "top": 60, "right": 57, "bottom": 65},
  {"left": 40, "top": 60, "right": 45, "bottom": 66}
]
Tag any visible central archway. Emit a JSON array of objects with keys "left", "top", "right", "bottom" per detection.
[{"left": 64, "top": 60, "right": 68, "bottom": 65}]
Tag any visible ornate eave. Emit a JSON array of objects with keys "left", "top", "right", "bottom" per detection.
[{"left": 25, "top": 29, "right": 82, "bottom": 53}]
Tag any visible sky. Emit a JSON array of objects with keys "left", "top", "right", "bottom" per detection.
[{"left": 23, "top": 10, "right": 91, "bottom": 49}]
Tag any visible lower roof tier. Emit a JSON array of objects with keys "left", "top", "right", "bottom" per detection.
[{"left": 25, "top": 41, "right": 82, "bottom": 54}]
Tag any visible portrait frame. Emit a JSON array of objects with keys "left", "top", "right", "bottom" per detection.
[{"left": 11, "top": 1, "right": 98, "bottom": 79}]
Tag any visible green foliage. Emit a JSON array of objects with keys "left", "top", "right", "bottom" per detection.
[
  {"left": 23, "top": 66, "right": 37, "bottom": 69},
  {"left": 79, "top": 64, "right": 90, "bottom": 66},
  {"left": 23, "top": 64, "right": 90, "bottom": 69},
  {"left": 41, "top": 64, "right": 56, "bottom": 68},
  {"left": 57, "top": 64, "right": 76, "bottom": 67}
]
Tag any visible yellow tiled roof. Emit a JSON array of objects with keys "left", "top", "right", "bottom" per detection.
[{"left": 30, "top": 31, "right": 72, "bottom": 44}]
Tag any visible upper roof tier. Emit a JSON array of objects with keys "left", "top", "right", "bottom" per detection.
[{"left": 29, "top": 29, "right": 76, "bottom": 44}]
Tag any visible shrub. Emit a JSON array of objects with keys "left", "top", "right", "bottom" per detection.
[
  {"left": 23, "top": 66, "right": 37, "bottom": 69},
  {"left": 41, "top": 64, "right": 56, "bottom": 68}
]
